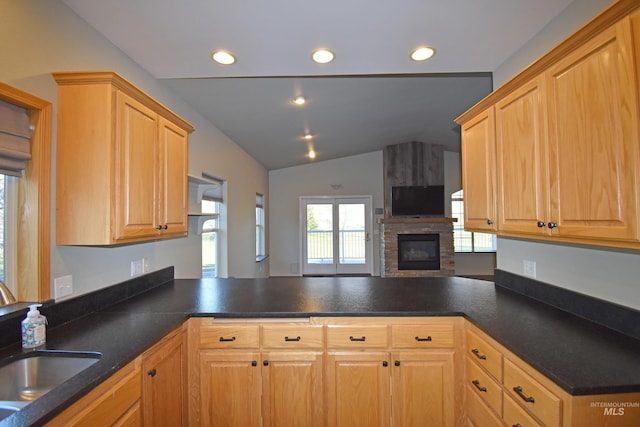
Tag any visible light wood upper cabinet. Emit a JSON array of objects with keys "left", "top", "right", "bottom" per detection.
[
  {"left": 545, "top": 18, "right": 639, "bottom": 242},
  {"left": 460, "top": 107, "right": 497, "bottom": 232},
  {"left": 158, "top": 117, "right": 189, "bottom": 236},
  {"left": 456, "top": 2, "right": 640, "bottom": 249},
  {"left": 495, "top": 76, "right": 549, "bottom": 236},
  {"left": 54, "top": 71, "right": 193, "bottom": 245}
]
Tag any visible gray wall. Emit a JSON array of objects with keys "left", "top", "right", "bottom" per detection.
[
  {"left": 492, "top": 0, "right": 640, "bottom": 310},
  {"left": 2, "top": 0, "right": 268, "bottom": 299}
]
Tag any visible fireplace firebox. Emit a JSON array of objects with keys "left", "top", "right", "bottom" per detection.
[{"left": 397, "top": 234, "right": 440, "bottom": 270}]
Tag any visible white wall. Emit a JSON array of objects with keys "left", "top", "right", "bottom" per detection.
[
  {"left": 493, "top": 0, "right": 640, "bottom": 310},
  {"left": 269, "top": 151, "right": 384, "bottom": 276},
  {"left": 2, "top": 0, "right": 268, "bottom": 298}
]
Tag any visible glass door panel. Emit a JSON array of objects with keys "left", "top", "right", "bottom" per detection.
[
  {"left": 301, "top": 197, "right": 372, "bottom": 276},
  {"left": 306, "top": 203, "right": 334, "bottom": 265}
]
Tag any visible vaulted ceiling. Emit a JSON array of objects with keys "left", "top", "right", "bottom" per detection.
[{"left": 61, "top": 0, "right": 575, "bottom": 169}]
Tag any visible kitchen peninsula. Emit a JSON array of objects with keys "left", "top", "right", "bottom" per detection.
[{"left": 0, "top": 268, "right": 639, "bottom": 426}]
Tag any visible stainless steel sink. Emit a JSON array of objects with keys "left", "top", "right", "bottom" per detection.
[{"left": 0, "top": 350, "right": 101, "bottom": 421}]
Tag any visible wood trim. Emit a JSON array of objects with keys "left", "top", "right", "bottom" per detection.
[
  {"left": 0, "top": 82, "right": 51, "bottom": 301},
  {"left": 456, "top": 0, "right": 640, "bottom": 124},
  {"left": 52, "top": 71, "right": 194, "bottom": 133}
]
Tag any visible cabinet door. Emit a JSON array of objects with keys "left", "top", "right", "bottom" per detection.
[
  {"left": 157, "top": 116, "right": 188, "bottom": 236},
  {"left": 391, "top": 351, "right": 456, "bottom": 427},
  {"left": 115, "top": 91, "right": 159, "bottom": 241},
  {"left": 495, "top": 76, "right": 550, "bottom": 235},
  {"left": 261, "top": 351, "right": 324, "bottom": 427},
  {"left": 546, "top": 18, "right": 640, "bottom": 242},
  {"left": 199, "top": 351, "right": 261, "bottom": 427},
  {"left": 461, "top": 108, "right": 497, "bottom": 232},
  {"left": 326, "top": 352, "right": 390, "bottom": 427},
  {"left": 142, "top": 331, "right": 186, "bottom": 426}
]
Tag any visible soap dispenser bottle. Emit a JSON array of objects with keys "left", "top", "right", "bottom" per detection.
[{"left": 22, "top": 304, "right": 46, "bottom": 348}]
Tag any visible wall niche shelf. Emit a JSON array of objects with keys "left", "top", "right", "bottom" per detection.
[{"left": 188, "top": 173, "right": 222, "bottom": 234}]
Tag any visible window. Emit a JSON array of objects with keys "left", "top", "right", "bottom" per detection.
[
  {"left": 199, "top": 174, "right": 224, "bottom": 279},
  {"left": 0, "top": 173, "right": 17, "bottom": 292},
  {"left": 0, "top": 175, "right": 5, "bottom": 283},
  {"left": 451, "top": 190, "right": 496, "bottom": 252},
  {"left": 256, "top": 193, "right": 266, "bottom": 260},
  {"left": 202, "top": 199, "right": 221, "bottom": 278}
]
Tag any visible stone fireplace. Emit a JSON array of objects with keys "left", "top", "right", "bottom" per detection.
[{"left": 379, "top": 217, "right": 455, "bottom": 277}]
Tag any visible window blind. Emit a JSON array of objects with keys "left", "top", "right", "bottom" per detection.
[{"left": 0, "top": 100, "right": 31, "bottom": 176}]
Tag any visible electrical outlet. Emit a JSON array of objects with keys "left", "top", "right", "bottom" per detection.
[
  {"left": 523, "top": 260, "right": 537, "bottom": 278},
  {"left": 54, "top": 275, "right": 73, "bottom": 299},
  {"left": 143, "top": 257, "right": 150, "bottom": 273},
  {"left": 131, "top": 259, "right": 144, "bottom": 277}
]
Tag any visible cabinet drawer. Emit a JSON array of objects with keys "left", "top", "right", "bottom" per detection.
[
  {"left": 504, "top": 358, "right": 561, "bottom": 427},
  {"left": 466, "top": 329, "right": 503, "bottom": 381},
  {"left": 466, "top": 357, "right": 502, "bottom": 416},
  {"left": 504, "top": 393, "right": 543, "bottom": 427},
  {"left": 466, "top": 383, "right": 503, "bottom": 427},
  {"left": 46, "top": 363, "right": 141, "bottom": 427},
  {"left": 262, "top": 324, "right": 324, "bottom": 349},
  {"left": 392, "top": 324, "right": 454, "bottom": 348},
  {"left": 200, "top": 324, "right": 260, "bottom": 349},
  {"left": 326, "top": 325, "right": 389, "bottom": 349}
]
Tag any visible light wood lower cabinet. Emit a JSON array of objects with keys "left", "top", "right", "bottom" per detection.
[
  {"left": 45, "top": 358, "right": 142, "bottom": 427},
  {"left": 465, "top": 321, "right": 640, "bottom": 426},
  {"left": 391, "top": 350, "right": 456, "bottom": 427},
  {"left": 262, "top": 351, "right": 324, "bottom": 427},
  {"left": 326, "top": 351, "right": 390, "bottom": 427},
  {"left": 189, "top": 317, "right": 463, "bottom": 427},
  {"left": 141, "top": 327, "right": 187, "bottom": 426},
  {"left": 190, "top": 319, "right": 325, "bottom": 427},
  {"left": 199, "top": 350, "right": 262, "bottom": 426}
]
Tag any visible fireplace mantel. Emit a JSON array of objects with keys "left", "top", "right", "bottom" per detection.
[{"left": 378, "top": 217, "right": 457, "bottom": 224}]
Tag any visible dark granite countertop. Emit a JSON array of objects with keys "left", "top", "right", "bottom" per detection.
[{"left": 1, "top": 274, "right": 640, "bottom": 426}]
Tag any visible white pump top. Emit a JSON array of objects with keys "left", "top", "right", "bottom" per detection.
[{"left": 26, "top": 303, "right": 43, "bottom": 318}]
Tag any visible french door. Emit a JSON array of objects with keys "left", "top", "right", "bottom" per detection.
[{"left": 301, "top": 196, "right": 373, "bottom": 275}]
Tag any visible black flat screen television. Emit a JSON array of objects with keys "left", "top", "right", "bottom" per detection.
[{"left": 391, "top": 185, "right": 445, "bottom": 217}]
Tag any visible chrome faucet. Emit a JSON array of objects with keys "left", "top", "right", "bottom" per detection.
[{"left": 0, "top": 280, "right": 17, "bottom": 306}]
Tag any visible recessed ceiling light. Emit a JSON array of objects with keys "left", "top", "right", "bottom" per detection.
[
  {"left": 308, "top": 149, "right": 316, "bottom": 159},
  {"left": 303, "top": 133, "right": 313, "bottom": 140},
  {"left": 410, "top": 46, "right": 436, "bottom": 62},
  {"left": 311, "top": 48, "right": 335, "bottom": 64},
  {"left": 211, "top": 50, "right": 236, "bottom": 65},
  {"left": 291, "top": 96, "right": 307, "bottom": 106}
]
